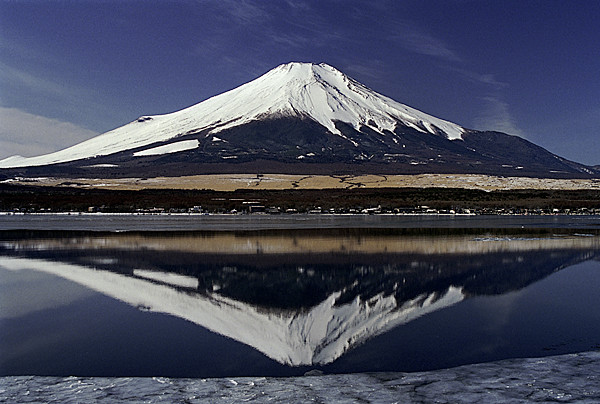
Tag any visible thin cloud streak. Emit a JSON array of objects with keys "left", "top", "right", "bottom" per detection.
[
  {"left": 472, "top": 97, "right": 524, "bottom": 137},
  {"left": 384, "top": 22, "right": 521, "bottom": 137},
  {"left": 0, "top": 107, "right": 98, "bottom": 160},
  {"left": 344, "top": 63, "right": 386, "bottom": 81},
  {"left": 205, "top": 0, "right": 271, "bottom": 25},
  {"left": 390, "top": 25, "right": 462, "bottom": 63},
  {"left": 0, "top": 62, "right": 71, "bottom": 99},
  {"left": 447, "top": 66, "right": 509, "bottom": 89}
]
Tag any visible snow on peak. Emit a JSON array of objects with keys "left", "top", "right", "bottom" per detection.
[
  {"left": 199, "top": 61, "right": 465, "bottom": 141},
  {"left": 0, "top": 62, "right": 465, "bottom": 168}
]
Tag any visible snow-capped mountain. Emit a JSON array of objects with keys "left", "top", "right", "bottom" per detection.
[{"left": 1, "top": 62, "right": 597, "bottom": 178}]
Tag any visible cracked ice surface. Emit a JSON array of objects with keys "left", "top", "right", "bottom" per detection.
[{"left": 2, "top": 351, "right": 598, "bottom": 403}]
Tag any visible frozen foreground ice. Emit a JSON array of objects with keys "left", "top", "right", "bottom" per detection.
[{"left": 2, "top": 351, "right": 599, "bottom": 403}]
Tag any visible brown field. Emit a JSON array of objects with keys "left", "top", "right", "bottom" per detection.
[{"left": 7, "top": 173, "right": 600, "bottom": 191}]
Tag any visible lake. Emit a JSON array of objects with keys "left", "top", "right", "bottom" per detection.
[{"left": 1, "top": 215, "right": 599, "bottom": 378}]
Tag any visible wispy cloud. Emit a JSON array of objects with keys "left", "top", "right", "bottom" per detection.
[
  {"left": 343, "top": 60, "right": 388, "bottom": 82},
  {"left": 204, "top": 0, "right": 271, "bottom": 25},
  {"left": 192, "top": 0, "right": 343, "bottom": 58},
  {"left": 384, "top": 22, "right": 510, "bottom": 90},
  {"left": 0, "top": 107, "right": 98, "bottom": 160},
  {"left": 269, "top": 32, "right": 312, "bottom": 48},
  {"left": 0, "top": 61, "right": 72, "bottom": 98},
  {"left": 0, "top": 34, "right": 90, "bottom": 102},
  {"left": 390, "top": 25, "right": 461, "bottom": 63},
  {"left": 283, "top": 0, "right": 311, "bottom": 11},
  {"left": 472, "top": 97, "right": 524, "bottom": 137},
  {"left": 384, "top": 21, "right": 523, "bottom": 137},
  {"left": 448, "top": 66, "right": 508, "bottom": 89},
  {"left": 0, "top": 59, "right": 100, "bottom": 123},
  {"left": 0, "top": 35, "right": 63, "bottom": 66},
  {"left": 523, "top": 104, "right": 600, "bottom": 165}
]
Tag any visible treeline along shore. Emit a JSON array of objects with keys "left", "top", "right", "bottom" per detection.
[{"left": 1, "top": 184, "right": 599, "bottom": 215}]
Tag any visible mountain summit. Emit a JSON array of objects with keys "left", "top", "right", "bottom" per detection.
[{"left": 1, "top": 62, "right": 597, "bottom": 178}]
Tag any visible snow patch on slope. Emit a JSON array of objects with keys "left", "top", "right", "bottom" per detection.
[{"left": 133, "top": 139, "right": 199, "bottom": 157}]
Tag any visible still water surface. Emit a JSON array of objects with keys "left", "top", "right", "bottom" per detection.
[{"left": 1, "top": 223, "right": 599, "bottom": 377}]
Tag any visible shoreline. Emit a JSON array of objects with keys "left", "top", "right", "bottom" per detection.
[
  {"left": 2, "top": 351, "right": 598, "bottom": 403},
  {"left": 2, "top": 183, "right": 599, "bottom": 215},
  {"left": 1, "top": 211, "right": 599, "bottom": 217}
]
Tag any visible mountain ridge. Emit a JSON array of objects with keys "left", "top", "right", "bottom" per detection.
[{"left": 1, "top": 62, "right": 597, "bottom": 179}]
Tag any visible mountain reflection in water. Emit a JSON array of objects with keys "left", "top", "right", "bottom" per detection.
[{"left": 1, "top": 229, "right": 599, "bottom": 369}]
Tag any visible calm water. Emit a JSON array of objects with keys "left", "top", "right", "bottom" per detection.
[{"left": 1, "top": 220, "right": 599, "bottom": 378}]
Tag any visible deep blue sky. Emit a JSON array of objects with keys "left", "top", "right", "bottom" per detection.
[{"left": 1, "top": 0, "right": 599, "bottom": 165}]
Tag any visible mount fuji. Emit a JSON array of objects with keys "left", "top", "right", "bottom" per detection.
[{"left": 1, "top": 62, "right": 597, "bottom": 178}]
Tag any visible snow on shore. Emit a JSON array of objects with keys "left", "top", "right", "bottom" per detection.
[{"left": 2, "top": 351, "right": 598, "bottom": 403}]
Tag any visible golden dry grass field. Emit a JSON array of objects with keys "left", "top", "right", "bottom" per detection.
[{"left": 11, "top": 173, "right": 600, "bottom": 191}]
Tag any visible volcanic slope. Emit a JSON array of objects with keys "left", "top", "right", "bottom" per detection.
[{"left": 1, "top": 62, "right": 597, "bottom": 179}]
